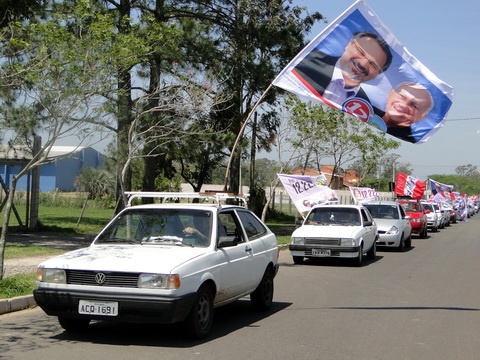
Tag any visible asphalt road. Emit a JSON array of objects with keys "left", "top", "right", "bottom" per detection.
[{"left": 1, "top": 217, "right": 480, "bottom": 360}]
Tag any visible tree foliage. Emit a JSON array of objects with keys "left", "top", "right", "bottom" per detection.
[{"left": 286, "top": 96, "right": 400, "bottom": 187}]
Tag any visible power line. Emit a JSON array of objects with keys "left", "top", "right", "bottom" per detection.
[{"left": 445, "top": 117, "right": 480, "bottom": 121}]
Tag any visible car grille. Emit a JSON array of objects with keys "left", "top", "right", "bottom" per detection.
[
  {"left": 305, "top": 238, "right": 341, "bottom": 246},
  {"left": 66, "top": 270, "right": 139, "bottom": 287}
]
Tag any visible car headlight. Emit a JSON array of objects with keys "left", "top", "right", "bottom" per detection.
[
  {"left": 412, "top": 218, "right": 423, "bottom": 223},
  {"left": 37, "top": 268, "right": 66, "bottom": 284},
  {"left": 386, "top": 226, "right": 399, "bottom": 235},
  {"left": 340, "top": 238, "right": 355, "bottom": 246},
  {"left": 292, "top": 237, "right": 305, "bottom": 245},
  {"left": 138, "top": 274, "right": 180, "bottom": 289}
]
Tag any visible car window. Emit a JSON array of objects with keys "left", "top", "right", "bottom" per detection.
[
  {"left": 306, "top": 207, "right": 360, "bottom": 226},
  {"left": 95, "top": 208, "right": 213, "bottom": 247},
  {"left": 236, "top": 210, "right": 268, "bottom": 240},
  {"left": 218, "top": 211, "right": 244, "bottom": 242},
  {"left": 364, "top": 204, "right": 399, "bottom": 219},
  {"left": 360, "top": 209, "right": 371, "bottom": 223}
]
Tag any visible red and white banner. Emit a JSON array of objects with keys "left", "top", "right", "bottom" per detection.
[
  {"left": 277, "top": 174, "right": 338, "bottom": 214},
  {"left": 394, "top": 172, "right": 426, "bottom": 200}
]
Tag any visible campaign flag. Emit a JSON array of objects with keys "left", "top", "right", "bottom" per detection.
[
  {"left": 394, "top": 172, "right": 426, "bottom": 200},
  {"left": 272, "top": 0, "right": 454, "bottom": 144},
  {"left": 429, "top": 178, "right": 454, "bottom": 202},
  {"left": 277, "top": 174, "right": 338, "bottom": 214},
  {"left": 349, "top": 186, "right": 378, "bottom": 204},
  {"left": 456, "top": 197, "right": 468, "bottom": 221}
]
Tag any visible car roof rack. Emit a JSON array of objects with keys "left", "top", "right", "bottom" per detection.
[{"left": 125, "top": 191, "right": 249, "bottom": 207}]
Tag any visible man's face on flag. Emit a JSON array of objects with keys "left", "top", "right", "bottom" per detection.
[{"left": 339, "top": 36, "right": 387, "bottom": 88}]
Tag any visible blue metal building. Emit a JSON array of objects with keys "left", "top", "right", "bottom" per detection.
[{"left": 0, "top": 146, "right": 104, "bottom": 192}]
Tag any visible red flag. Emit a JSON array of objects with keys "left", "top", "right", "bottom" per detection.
[{"left": 395, "top": 172, "right": 426, "bottom": 200}]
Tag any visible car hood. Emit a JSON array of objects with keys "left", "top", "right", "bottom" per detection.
[
  {"left": 406, "top": 212, "right": 423, "bottom": 219},
  {"left": 372, "top": 218, "right": 403, "bottom": 231},
  {"left": 292, "top": 225, "right": 366, "bottom": 238},
  {"left": 37, "top": 245, "right": 207, "bottom": 273}
]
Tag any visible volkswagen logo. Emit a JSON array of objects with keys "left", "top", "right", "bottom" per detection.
[{"left": 95, "top": 273, "right": 106, "bottom": 285}]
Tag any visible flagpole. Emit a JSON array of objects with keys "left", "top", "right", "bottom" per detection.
[{"left": 223, "top": 83, "right": 274, "bottom": 191}]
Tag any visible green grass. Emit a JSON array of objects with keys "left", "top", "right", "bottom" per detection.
[
  {"left": 5, "top": 244, "right": 65, "bottom": 259},
  {"left": 0, "top": 273, "right": 36, "bottom": 299}
]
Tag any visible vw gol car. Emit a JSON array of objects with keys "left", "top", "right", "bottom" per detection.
[
  {"left": 289, "top": 204, "right": 378, "bottom": 266},
  {"left": 34, "top": 192, "right": 279, "bottom": 339},
  {"left": 363, "top": 201, "right": 412, "bottom": 251}
]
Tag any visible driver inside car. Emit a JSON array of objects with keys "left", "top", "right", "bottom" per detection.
[{"left": 183, "top": 215, "right": 211, "bottom": 246}]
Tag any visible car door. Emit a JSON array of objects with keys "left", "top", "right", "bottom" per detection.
[
  {"left": 398, "top": 204, "right": 412, "bottom": 237},
  {"left": 360, "top": 208, "right": 376, "bottom": 248},
  {"left": 214, "top": 209, "right": 255, "bottom": 302},
  {"left": 234, "top": 209, "right": 273, "bottom": 289}
]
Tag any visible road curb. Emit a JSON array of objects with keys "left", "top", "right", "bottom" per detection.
[{"left": 0, "top": 295, "right": 36, "bottom": 315}]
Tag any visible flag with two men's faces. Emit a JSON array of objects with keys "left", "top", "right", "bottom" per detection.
[{"left": 273, "top": 0, "right": 454, "bottom": 144}]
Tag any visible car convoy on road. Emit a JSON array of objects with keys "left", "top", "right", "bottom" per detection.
[{"left": 33, "top": 191, "right": 476, "bottom": 339}]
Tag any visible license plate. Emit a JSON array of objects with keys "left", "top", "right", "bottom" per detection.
[
  {"left": 79, "top": 300, "right": 118, "bottom": 316},
  {"left": 312, "top": 248, "right": 331, "bottom": 257}
]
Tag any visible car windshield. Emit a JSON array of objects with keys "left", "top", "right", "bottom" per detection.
[
  {"left": 400, "top": 201, "right": 422, "bottom": 212},
  {"left": 422, "top": 203, "right": 433, "bottom": 212},
  {"left": 95, "top": 208, "right": 213, "bottom": 247},
  {"left": 364, "top": 204, "right": 399, "bottom": 220},
  {"left": 306, "top": 207, "right": 360, "bottom": 226}
]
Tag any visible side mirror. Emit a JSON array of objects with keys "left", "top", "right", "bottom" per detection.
[
  {"left": 364, "top": 220, "right": 372, "bottom": 226},
  {"left": 424, "top": 209, "right": 431, "bottom": 214}
]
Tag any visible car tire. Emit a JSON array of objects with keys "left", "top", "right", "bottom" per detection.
[
  {"left": 354, "top": 244, "right": 363, "bottom": 267},
  {"left": 420, "top": 226, "right": 427, "bottom": 239},
  {"left": 397, "top": 235, "right": 405, "bottom": 252},
  {"left": 184, "top": 284, "right": 214, "bottom": 339},
  {"left": 292, "top": 256, "right": 304, "bottom": 264},
  {"left": 366, "top": 241, "right": 376, "bottom": 260},
  {"left": 58, "top": 317, "right": 90, "bottom": 332},
  {"left": 405, "top": 234, "right": 412, "bottom": 248},
  {"left": 251, "top": 267, "right": 274, "bottom": 311}
]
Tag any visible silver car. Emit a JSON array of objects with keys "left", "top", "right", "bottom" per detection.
[{"left": 364, "top": 201, "right": 412, "bottom": 251}]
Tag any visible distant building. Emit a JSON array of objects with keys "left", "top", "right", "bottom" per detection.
[{"left": 0, "top": 146, "right": 104, "bottom": 192}]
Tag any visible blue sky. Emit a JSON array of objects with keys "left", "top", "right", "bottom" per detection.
[{"left": 292, "top": 0, "right": 480, "bottom": 180}]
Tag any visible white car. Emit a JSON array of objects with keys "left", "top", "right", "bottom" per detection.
[
  {"left": 34, "top": 192, "right": 279, "bottom": 339},
  {"left": 421, "top": 202, "right": 439, "bottom": 232},
  {"left": 363, "top": 201, "right": 412, "bottom": 251},
  {"left": 289, "top": 204, "right": 378, "bottom": 266}
]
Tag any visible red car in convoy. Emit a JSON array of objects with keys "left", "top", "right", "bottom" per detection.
[{"left": 397, "top": 198, "right": 428, "bottom": 239}]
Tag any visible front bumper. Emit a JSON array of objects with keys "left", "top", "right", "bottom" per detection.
[
  {"left": 33, "top": 288, "right": 197, "bottom": 324},
  {"left": 376, "top": 233, "right": 401, "bottom": 247},
  {"left": 289, "top": 244, "right": 361, "bottom": 258}
]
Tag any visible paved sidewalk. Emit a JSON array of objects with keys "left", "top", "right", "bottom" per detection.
[{"left": 1, "top": 232, "right": 92, "bottom": 315}]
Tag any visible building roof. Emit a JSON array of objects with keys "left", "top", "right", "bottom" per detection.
[{"left": 0, "top": 145, "right": 89, "bottom": 165}]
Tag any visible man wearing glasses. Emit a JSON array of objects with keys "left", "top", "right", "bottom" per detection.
[{"left": 293, "top": 31, "right": 392, "bottom": 106}]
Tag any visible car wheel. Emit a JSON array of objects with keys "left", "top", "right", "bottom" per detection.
[
  {"left": 397, "top": 235, "right": 405, "bottom": 252},
  {"left": 366, "top": 240, "right": 376, "bottom": 260},
  {"left": 184, "top": 284, "right": 214, "bottom": 339},
  {"left": 432, "top": 225, "right": 438, "bottom": 232},
  {"left": 353, "top": 244, "right": 363, "bottom": 267},
  {"left": 421, "top": 226, "right": 427, "bottom": 239},
  {"left": 58, "top": 317, "right": 90, "bottom": 332},
  {"left": 292, "top": 256, "right": 304, "bottom": 264},
  {"left": 405, "top": 234, "right": 412, "bottom": 248},
  {"left": 251, "top": 267, "right": 274, "bottom": 311}
]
